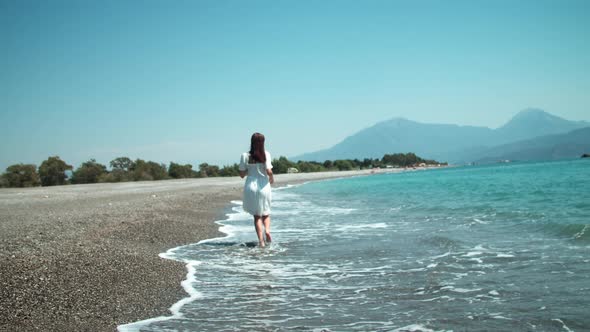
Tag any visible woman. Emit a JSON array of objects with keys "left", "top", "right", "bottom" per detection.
[{"left": 239, "top": 133, "right": 274, "bottom": 247}]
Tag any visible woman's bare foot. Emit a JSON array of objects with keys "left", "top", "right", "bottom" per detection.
[
  {"left": 265, "top": 232, "right": 272, "bottom": 243},
  {"left": 259, "top": 241, "right": 266, "bottom": 248}
]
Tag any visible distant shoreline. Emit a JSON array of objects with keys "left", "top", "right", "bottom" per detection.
[{"left": 0, "top": 168, "right": 419, "bottom": 331}]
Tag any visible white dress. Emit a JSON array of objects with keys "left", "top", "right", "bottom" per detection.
[{"left": 239, "top": 151, "right": 273, "bottom": 216}]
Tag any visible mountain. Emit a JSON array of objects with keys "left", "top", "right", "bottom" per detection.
[
  {"left": 293, "top": 109, "right": 589, "bottom": 163},
  {"left": 295, "top": 118, "right": 495, "bottom": 162},
  {"left": 473, "top": 127, "right": 590, "bottom": 163},
  {"left": 494, "top": 108, "right": 589, "bottom": 143}
]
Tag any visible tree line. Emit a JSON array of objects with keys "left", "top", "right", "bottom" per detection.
[
  {"left": 0, "top": 153, "right": 445, "bottom": 188},
  {"left": 272, "top": 153, "right": 444, "bottom": 174}
]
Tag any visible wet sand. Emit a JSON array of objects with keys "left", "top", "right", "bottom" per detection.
[{"left": 0, "top": 170, "right": 388, "bottom": 331}]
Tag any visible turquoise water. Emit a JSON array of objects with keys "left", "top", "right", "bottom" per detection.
[{"left": 120, "top": 159, "right": 590, "bottom": 332}]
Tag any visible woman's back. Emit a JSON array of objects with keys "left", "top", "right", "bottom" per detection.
[
  {"left": 239, "top": 150, "right": 273, "bottom": 217},
  {"left": 241, "top": 151, "right": 272, "bottom": 180}
]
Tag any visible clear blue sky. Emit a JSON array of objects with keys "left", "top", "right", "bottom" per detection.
[{"left": 1, "top": 0, "right": 589, "bottom": 170}]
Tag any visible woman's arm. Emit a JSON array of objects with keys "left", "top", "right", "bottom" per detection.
[
  {"left": 238, "top": 153, "right": 247, "bottom": 178},
  {"left": 266, "top": 169, "right": 274, "bottom": 184}
]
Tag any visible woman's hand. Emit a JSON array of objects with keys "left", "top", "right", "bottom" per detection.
[{"left": 267, "top": 169, "right": 274, "bottom": 184}]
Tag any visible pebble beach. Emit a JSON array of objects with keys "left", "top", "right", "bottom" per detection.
[{"left": 0, "top": 170, "right": 384, "bottom": 331}]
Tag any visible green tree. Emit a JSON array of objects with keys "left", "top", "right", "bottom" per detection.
[
  {"left": 2, "top": 164, "right": 41, "bottom": 187},
  {"left": 71, "top": 159, "right": 107, "bottom": 184},
  {"left": 382, "top": 153, "right": 424, "bottom": 167},
  {"left": 296, "top": 161, "right": 311, "bottom": 173},
  {"left": 110, "top": 157, "right": 134, "bottom": 172},
  {"left": 272, "top": 156, "right": 296, "bottom": 174},
  {"left": 351, "top": 159, "right": 362, "bottom": 169},
  {"left": 333, "top": 159, "right": 354, "bottom": 171},
  {"left": 296, "top": 161, "right": 324, "bottom": 173},
  {"left": 131, "top": 159, "right": 168, "bottom": 181},
  {"left": 168, "top": 162, "right": 196, "bottom": 179},
  {"left": 219, "top": 164, "right": 240, "bottom": 177},
  {"left": 105, "top": 157, "right": 135, "bottom": 182},
  {"left": 199, "top": 163, "right": 219, "bottom": 177},
  {"left": 361, "top": 158, "right": 373, "bottom": 169},
  {"left": 39, "top": 156, "right": 73, "bottom": 186}
]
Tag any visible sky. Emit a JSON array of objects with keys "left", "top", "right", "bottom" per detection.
[{"left": 1, "top": 0, "right": 589, "bottom": 170}]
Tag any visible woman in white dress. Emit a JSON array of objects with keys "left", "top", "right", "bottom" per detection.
[{"left": 239, "top": 133, "right": 274, "bottom": 247}]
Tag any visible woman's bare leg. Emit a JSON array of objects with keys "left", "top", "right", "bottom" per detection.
[
  {"left": 262, "top": 215, "right": 271, "bottom": 243},
  {"left": 254, "top": 216, "right": 265, "bottom": 247}
]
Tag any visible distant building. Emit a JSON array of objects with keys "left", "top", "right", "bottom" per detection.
[{"left": 287, "top": 167, "right": 299, "bottom": 173}]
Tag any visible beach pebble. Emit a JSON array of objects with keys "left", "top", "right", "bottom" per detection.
[{"left": 1, "top": 172, "right": 351, "bottom": 331}]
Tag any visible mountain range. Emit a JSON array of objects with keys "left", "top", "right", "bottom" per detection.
[{"left": 293, "top": 109, "right": 590, "bottom": 164}]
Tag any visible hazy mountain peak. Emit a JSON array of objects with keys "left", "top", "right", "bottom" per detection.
[
  {"left": 517, "top": 107, "right": 549, "bottom": 115},
  {"left": 293, "top": 109, "right": 589, "bottom": 163},
  {"left": 497, "top": 109, "right": 585, "bottom": 142},
  {"left": 382, "top": 117, "right": 413, "bottom": 124},
  {"left": 509, "top": 108, "right": 561, "bottom": 123},
  {"left": 390, "top": 116, "right": 411, "bottom": 121}
]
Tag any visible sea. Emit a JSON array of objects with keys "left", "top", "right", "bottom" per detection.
[{"left": 118, "top": 159, "right": 590, "bottom": 332}]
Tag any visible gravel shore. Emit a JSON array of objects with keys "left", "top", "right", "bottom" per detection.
[{"left": 0, "top": 170, "right": 382, "bottom": 331}]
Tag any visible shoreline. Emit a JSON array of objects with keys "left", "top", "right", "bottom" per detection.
[{"left": 1, "top": 169, "right": 408, "bottom": 331}]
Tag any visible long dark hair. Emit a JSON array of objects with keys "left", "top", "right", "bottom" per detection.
[{"left": 249, "top": 132, "right": 266, "bottom": 163}]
